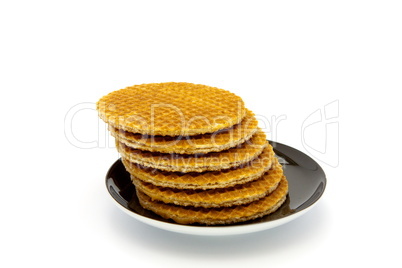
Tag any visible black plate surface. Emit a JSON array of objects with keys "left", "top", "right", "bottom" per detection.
[{"left": 106, "top": 141, "right": 326, "bottom": 227}]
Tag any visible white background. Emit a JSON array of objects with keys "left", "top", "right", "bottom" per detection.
[{"left": 1, "top": 1, "right": 401, "bottom": 267}]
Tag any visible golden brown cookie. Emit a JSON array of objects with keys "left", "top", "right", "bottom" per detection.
[
  {"left": 131, "top": 157, "right": 283, "bottom": 208},
  {"left": 121, "top": 143, "right": 275, "bottom": 189},
  {"left": 136, "top": 177, "right": 288, "bottom": 225},
  {"left": 116, "top": 130, "right": 267, "bottom": 172},
  {"left": 97, "top": 82, "right": 246, "bottom": 136},
  {"left": 110, "top": 109, "right": 259, "bottom": 154}
]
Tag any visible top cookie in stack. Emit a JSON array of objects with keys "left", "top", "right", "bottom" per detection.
[
  {"left": 97, "top": 82, "right": 288, "bottom": 225},
  {"left": 97, "top": 82, "right": 246, "bottom": 136}
]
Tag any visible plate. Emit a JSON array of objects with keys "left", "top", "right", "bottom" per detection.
[{"left": 105, "top": 141, "right": 326, "bottom": 236}]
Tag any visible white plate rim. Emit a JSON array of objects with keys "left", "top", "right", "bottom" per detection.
[{"left": 105, "top": 141, "right": 326, "bottom": 236}]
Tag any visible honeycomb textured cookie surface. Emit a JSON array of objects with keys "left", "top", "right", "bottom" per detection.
[
  {"left": 116, "top": 130, "right": 268, "bottom": 172},
  {"left": 110, "top": 109, "right": 259, "bottom": 154},
  {"left": 131, "top": 157, "right": 283, "bottom": 208},
  {"left": 136, "top": 177, "right": 289, "bottom": 225},
  {"left": 97, "top": 82, "right": 246, "bottom": 136},
  {"left": 121, "top": 144, "right": 275, "bottom": 189}
]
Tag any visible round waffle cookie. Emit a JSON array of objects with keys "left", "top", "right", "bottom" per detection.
[
  {"left": 116, "top": 130, "right": 268, "bottom": 172},
  {"left": 110, "top": 109, "right": 259, "bottom": 154},
  {"left": 136, "top": 176, "right": 289, "bottom": 225},
  {"left": 131, "top": 157, "right": 283, "bottom": 208},
  {"left": 122, "top": 144, "right": 275, "bottom": 190},
  {"left": 97, "top": 82, "right": 246, "bottom": 136}
]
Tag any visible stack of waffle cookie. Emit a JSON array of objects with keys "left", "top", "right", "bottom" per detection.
[{"left": 97, "top": 82, "right": 288, "bottom": 225}]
